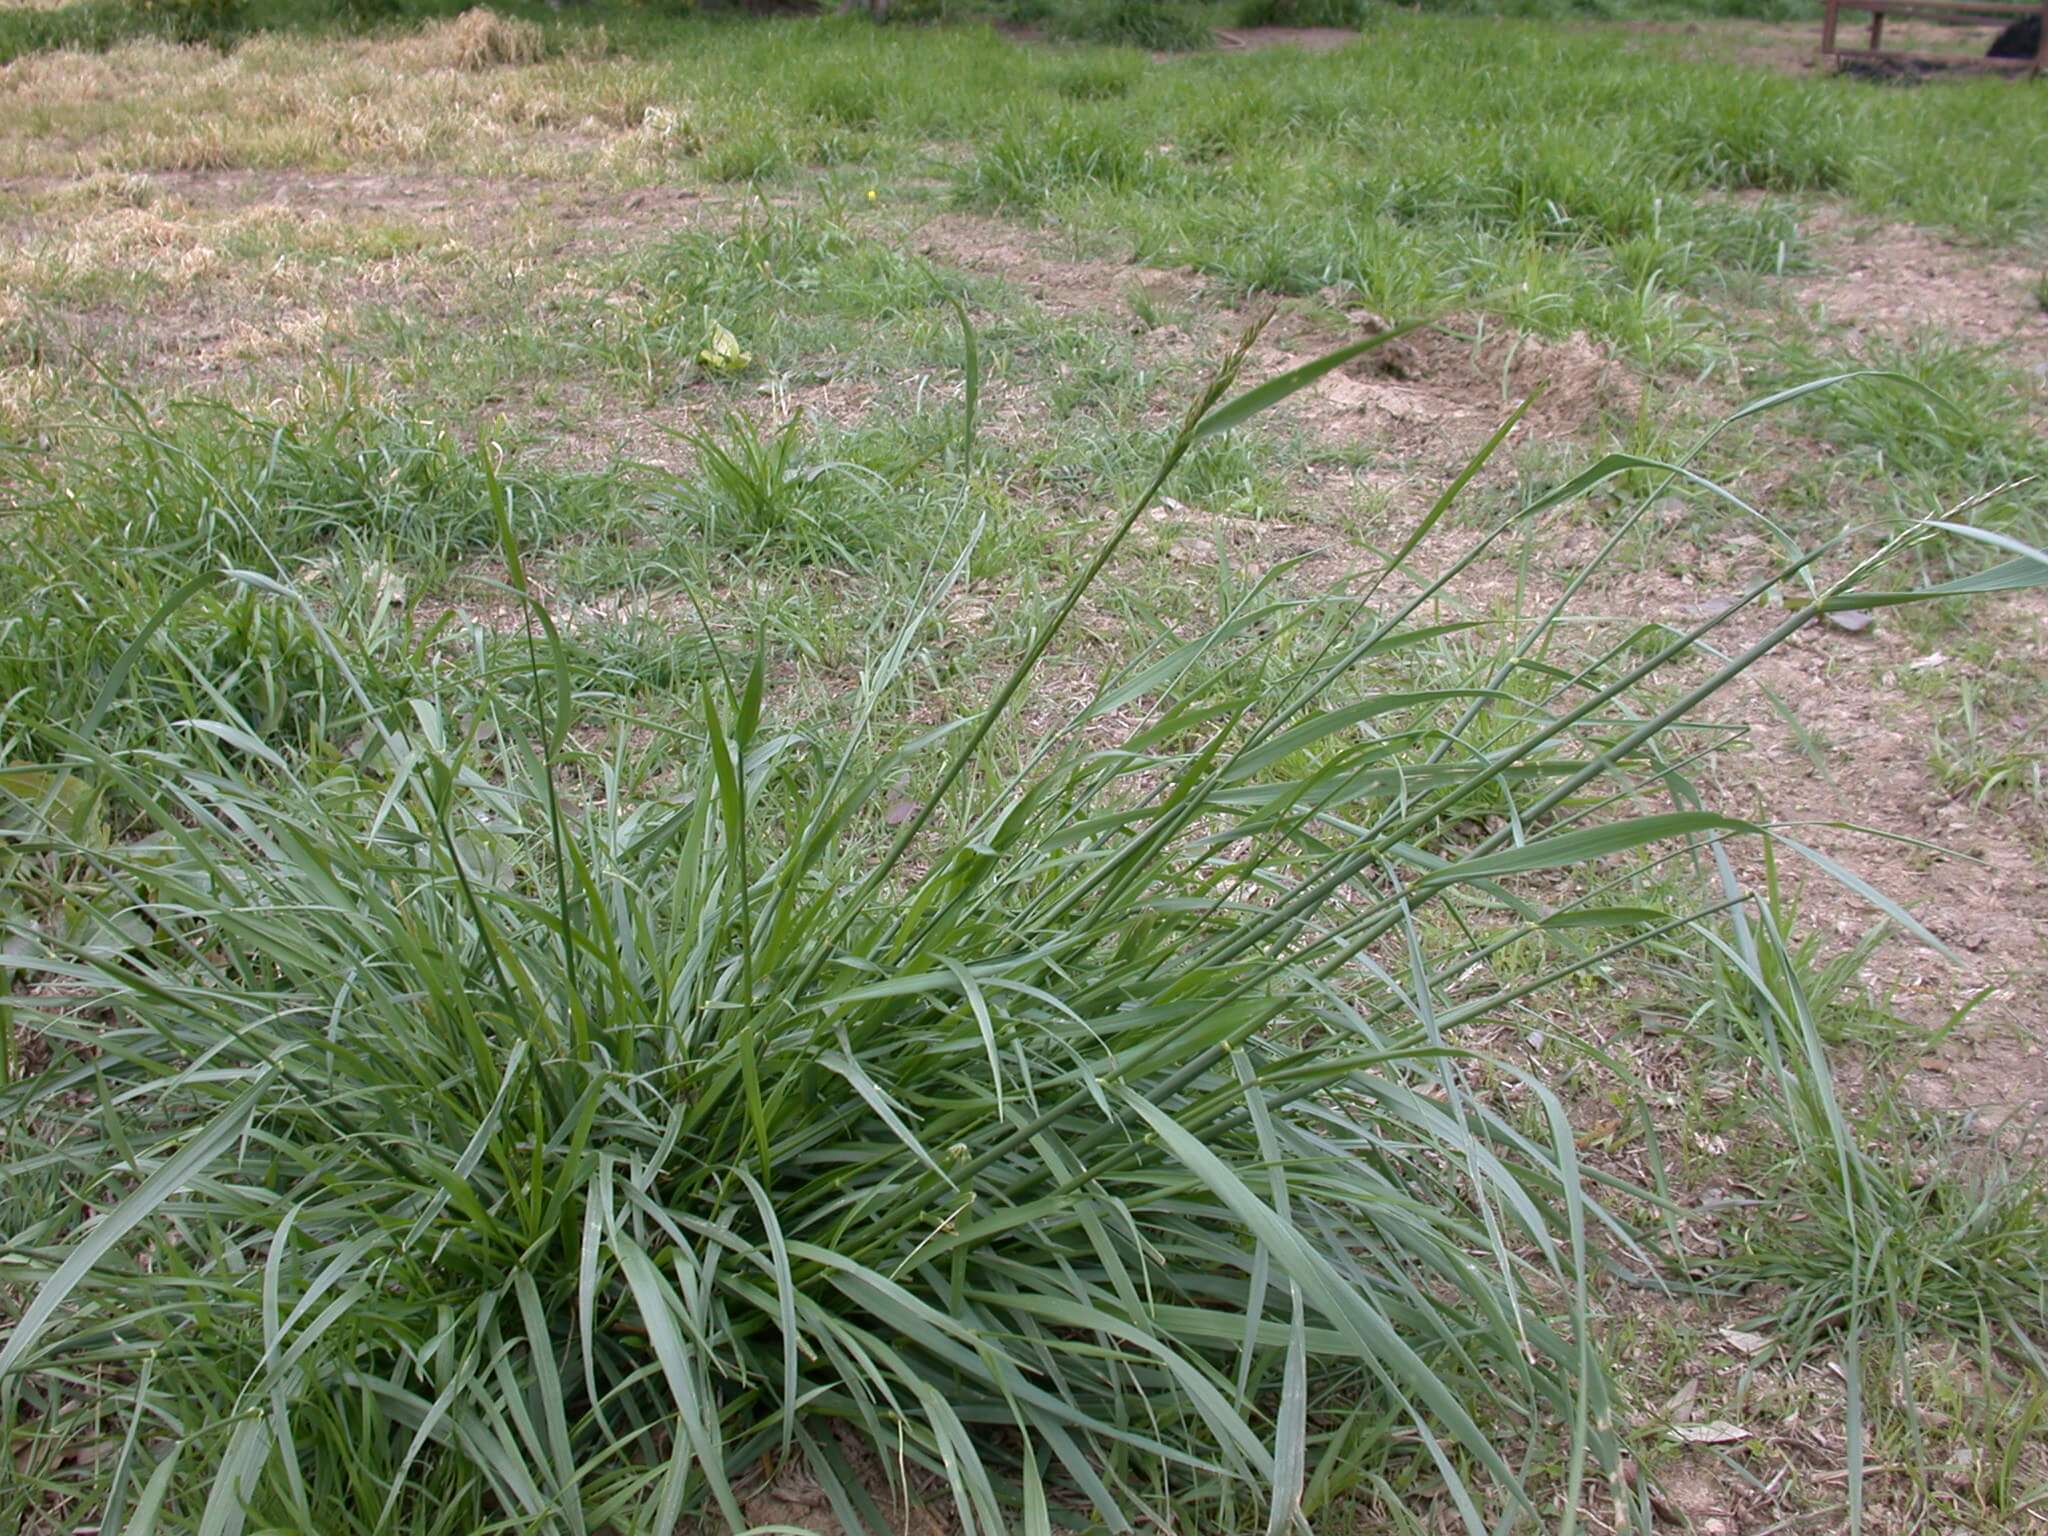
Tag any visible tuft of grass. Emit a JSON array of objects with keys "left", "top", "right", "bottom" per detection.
[
  {"left": 702, "top": 121, "right": 790, "bottom": 183},
  {"left": 684, "top": 410, "right": 885, "bottom": 563},
  {"left": 1674, "top": 851, "right": 2048, "bottom": 1530},
  {"left": 1928, "top": 678, "right": 2045, "bottom": 814},
  {"left": 1729, "top": 1085, "right": 2048, "bottom": 1381},
  {"left": 1050, "top": 0, "right": 1215, "bottom": 51},
  {"left": 577, "top": 210, "right": 939, "bottom": 398},
  {"left": 960, "top": 107, "right": 1157, "bottom": 210},
  {"left": 1680, "top": 875, "right": 1914, "bottom": 1057},
  {"left": 32, "top": 387, "right": 621, "bottom": 564},
  {"left": 4, "top": 319, "right": 2044, "bottom": 1532},
  {"left": 1760, "top": 337, "right": 2048, "bottom": 488},
  {"left": 1050, "top": 50, "right": 1146, "bottom": 100},
  {"left": 0, "top": 383, "right": 628, "bottom": 760},
  {"left": 800, "top": 69, "right": 887, "bottom": 128}
]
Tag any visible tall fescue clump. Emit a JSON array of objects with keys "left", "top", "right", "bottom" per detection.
[{"left": 2, "top": 325, "right": 2042, "bottom": 1535}]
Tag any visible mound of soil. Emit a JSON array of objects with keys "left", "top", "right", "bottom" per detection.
[{"left": 1284, "top": 302, "right": 1639, "bottom": 462}]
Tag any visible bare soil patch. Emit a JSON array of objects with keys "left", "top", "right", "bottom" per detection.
[
  {"left": 1212, "top": 26, "right": 1363, "bottom": 52},
  {"left": 1270, "top": 505, "right": 2048, "bottom": 1138},
  {"left": 1014, "top": 235, "right": 2048, "bottom": 1134},
  {"left": 904, "top": 206, "right": 2048, "bottom": 1136},
  {"left": 912, "top": 211, "right": 1214, "bottom": 320},
  {"left": 1723, "top": 609, "right": 2048, "bottom": 1119},
  {"left": 1421, "top": 501, "right": 2048, "bottom": 1129},
  {"left": 1279, "top": 304, "right": 1641, "bottom": 462},
  {"left": 1665, "top": 585, "right": 2046, "bottom": 1124},
  {"left": 1618, "top": 18, "right": 1828, "bottom": 75},
  {"left": 909, "top": 213, "right": 1639, "bottom": 479},
  {"left": 1796, "top": 209, "right": 2048, "bottom": 373}
]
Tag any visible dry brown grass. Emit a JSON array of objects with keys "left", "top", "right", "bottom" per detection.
[
  {"left": 0, "top": 30, "right": 670, "bottom": 180},
  {"left": 396, "top": 7, "right": 547, "bottom": 73}
]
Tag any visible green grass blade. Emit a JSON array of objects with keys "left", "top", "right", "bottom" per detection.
[{"left": 0, "top": 1076, "right": 268, "bottom": 1380}]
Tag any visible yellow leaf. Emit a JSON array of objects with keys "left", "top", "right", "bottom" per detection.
[{"left": 698, "top": 321, "right": 751, "bottom": 375}]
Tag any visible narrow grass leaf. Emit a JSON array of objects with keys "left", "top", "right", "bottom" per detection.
[
  {"left": 0, "top": 1076, "right": 267, "bottom": 1379},
  {"left": 1408, "top": 813, "right": 1756, "bottom": 893}
]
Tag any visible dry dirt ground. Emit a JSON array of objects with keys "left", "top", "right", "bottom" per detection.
[{"left": 1794, "top": 206, "right": 2048, "bottom": 372}]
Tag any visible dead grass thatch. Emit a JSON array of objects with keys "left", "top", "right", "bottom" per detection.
[{"left": 405, "top": 7, "right": 547, "bottom": 73}]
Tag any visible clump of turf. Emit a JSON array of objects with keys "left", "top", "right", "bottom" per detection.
[{"left": 2, "top": 322, "right": 2041, "bottom": 1534}]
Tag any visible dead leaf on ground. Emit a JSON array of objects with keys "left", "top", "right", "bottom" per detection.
[
  {"left": 1717, "top": 1326, "right": 1773, "bottom": 1357},
  {"left": 1669, "top": 1420, "right": 1753, "bottom": 1445}
]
